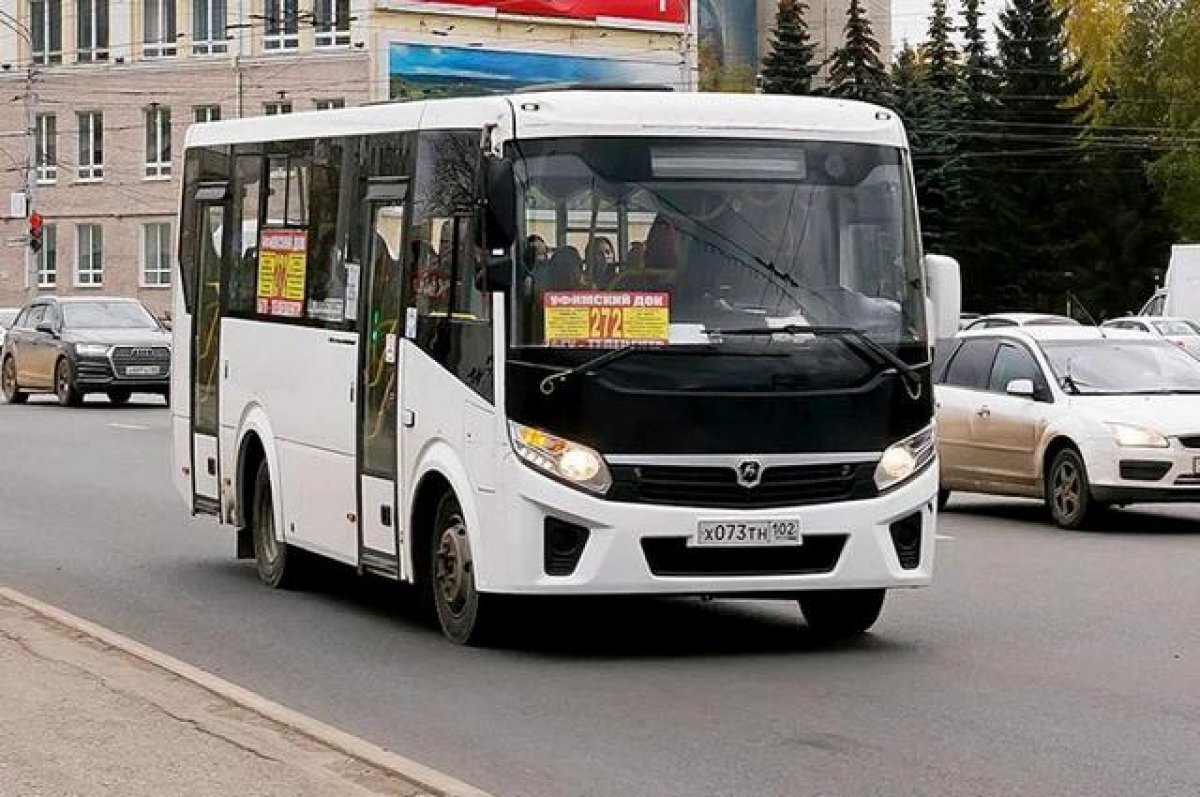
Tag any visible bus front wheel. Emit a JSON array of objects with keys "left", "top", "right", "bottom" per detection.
[
  {"left": 251, "top": 459, "right": 304, "bottom": 589},
  {"left": 430, "top": 493, "right": 502, "bottom": 646},
  {"left": 798, "top": 589, "right": 886, "bottom": 640}
]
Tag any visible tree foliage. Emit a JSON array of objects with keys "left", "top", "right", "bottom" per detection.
[
  {"left": 760, "top": 0, "right": 819, "bottom": 95},
  {"left": 825, "top": 0, "right": 888, "bottom": 104}
]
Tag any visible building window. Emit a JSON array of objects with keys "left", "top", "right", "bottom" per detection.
[
  {"left": 37, "top": 224, "right": 58, "bottom": 287},
  {"left": 263, "top": 0, "right": 298, "bottom": 50},
  {"left": 76, "top": 0, "right": 109, "bottom": 62},
  {"left": 36, "top": 114, "right": 57, "bottom": 184},
  {"left": 77, "top": 111, "right": 103, "bottom": 181},
  {"left": 314, "top": 98, "right": 344, "bottom": 111},
  {"left": 145, "top": 106, "right": 172, "bottom": 178},
  {"left": 142, "top": 222, "right": 172, "bottom": 286},
  {"left": 263, "top": 101, "right": 292, "bottom": 115},
  {"left": 31, "top": 0, "right": 63, "bottom": 64},
  {"left": 192, "top": 0, "right": 227, "bottom": 54},
  {"left": 76, "top": 224, "right": 103, "bottom": 286},
  {"left": 143, "top": 0, "right": 177, "bottom": 57},
  {"left": 314, "top": 0, "right": 349, "bottom": 47},
  {"left": 194, "top": 105, "right": 221, "bottom": 123}
]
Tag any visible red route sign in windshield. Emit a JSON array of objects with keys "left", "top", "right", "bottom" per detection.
[{"left": 414, "top": 0, "right": 687, "bottom": 24}]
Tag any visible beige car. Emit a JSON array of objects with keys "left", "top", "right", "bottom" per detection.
[{"left": 934, "top": 326, "right": 1200, "bottom": 528}]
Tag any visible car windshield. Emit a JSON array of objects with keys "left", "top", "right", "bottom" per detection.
[
  {"left": 509, "top": 137, "right": 925, "bottom": 352},
  {"left": 62, "top": 301, "right": 160, "bottom": 330},
  {"left": 0, "top": 309, "right": 17, "bottom": 329},
  {"left": 1153, "top": 320, "right": 1198, "bottom": 336},
  {"left": 1041, "top": 340, "right": 1200, "bottom": 394}
]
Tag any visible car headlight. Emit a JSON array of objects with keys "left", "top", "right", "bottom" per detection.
[
  {"left": 1108, "top": 423, "right": 1169, "bottom": 448},
  {"left": 509, "top": 422, "right": 612, "bottom": 495},
  {"left": 75, "top": 343, "right": 110, "bottom": 357},
  {"left": 875, "top": 425, "right": 937, "bottom": 492}
]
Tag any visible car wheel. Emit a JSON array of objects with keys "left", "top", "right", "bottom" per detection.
[
  {"left": 1, "top": 356, "right": 27, "bottom": 404},
  {"left": 798, "top": 589, "right": 886, "bottom": 640},
  {"left": 55, "top": 359, "right": 82, "bottom": 407},
  {"left": 107, "top": 388, "right": 132, "bottom": 405},
  {"left": 430, "top": 492, "right": 504, "bottom": 646},
  {"left": 251, "top": 459, "right": 305, "bottom": 589},
  {"left": 1046, "top": 447, "right": 1095, "bottom": 530}
]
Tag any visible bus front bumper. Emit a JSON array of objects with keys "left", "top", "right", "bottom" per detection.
[{"left": 477, "top": 460, "right": 939, "bottom": 596}]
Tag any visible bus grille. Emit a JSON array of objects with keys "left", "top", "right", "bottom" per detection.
[
  {"left": 641, "top": 535, "right": 847, "bottom": 577},
  {"left": 608, "top": 462, "right": 878, "bottom": 509}
]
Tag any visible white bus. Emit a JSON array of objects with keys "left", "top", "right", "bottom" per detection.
[{"left": 172, "top": 89, "right": 961, "bottom": 645}]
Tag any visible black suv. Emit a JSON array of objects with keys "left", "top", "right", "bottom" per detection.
[{"left": 1, "top": 297, "right": 171, "bottom": 406}]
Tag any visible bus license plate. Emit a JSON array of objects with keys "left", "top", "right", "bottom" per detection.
[
  {"left": 692, "top": 520, "right": 801, "bottom": 547},
  {"left": 125, "top": 365, "right": 161, "bottom": 376}
]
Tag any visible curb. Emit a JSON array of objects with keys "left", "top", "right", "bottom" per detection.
[{"left": 0, "top": 586, "right": 493, "bottom": 797}]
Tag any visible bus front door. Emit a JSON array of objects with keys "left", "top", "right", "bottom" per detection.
[
  {"left": 357, "top": 184, "right": 408, "bottom": 578},
  {"left": 191, "top": 192, "right": 229, "bottom": 513}
]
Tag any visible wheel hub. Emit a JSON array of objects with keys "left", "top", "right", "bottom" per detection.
[
  {"left": 1054, "top": 463, "right": 1080, "bottom": 517},
  {"left": 434, "top": 519, "right": 471, "bottom": 615}
]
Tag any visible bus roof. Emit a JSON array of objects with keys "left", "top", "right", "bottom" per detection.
[{"left": 184, "top": 91, "right": 908, "bottom": 150}]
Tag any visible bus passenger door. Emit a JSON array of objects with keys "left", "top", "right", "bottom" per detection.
[
  {"left": 357, "top": 182, "right": 408, "bottom": 577},
  {"left": 191, "top": 188, "right": 229, "bottom": 512}
]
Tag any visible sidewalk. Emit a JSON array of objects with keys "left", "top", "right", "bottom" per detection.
[{"left": 0, "top": 594, "right": 434, "bottom": 797}]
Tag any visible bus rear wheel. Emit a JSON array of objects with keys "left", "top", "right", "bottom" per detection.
[
  {"left": 251, "top": 459, "right": 304, "bottom": 589},
  {"left": 430, "top": 493, "right": 502, "bottom": 646},
  {"left": 798, "top": 589, "right": 886, "bottom": 640}
]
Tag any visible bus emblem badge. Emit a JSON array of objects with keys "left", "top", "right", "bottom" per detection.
[{"left": 735, "top": 459, "right": 763, "bottom": 488}]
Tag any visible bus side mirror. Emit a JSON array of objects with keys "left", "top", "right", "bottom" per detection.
[
  {"left": 477, "top": 253, "right": 513, "bottom": 293},
  {"left": 925, "top": 254, "right": 962, "bottom": 341},
  {"left": 480, "top": 158, "right": 517, "bottom": 251}
]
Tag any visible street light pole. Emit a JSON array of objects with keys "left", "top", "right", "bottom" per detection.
[{"left": 25, "top": 60, "right": 39, "bottom": 299}]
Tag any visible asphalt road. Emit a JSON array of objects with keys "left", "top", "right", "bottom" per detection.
[{"left": 2, "top": 396, "right": 1199, "bottom": 797}]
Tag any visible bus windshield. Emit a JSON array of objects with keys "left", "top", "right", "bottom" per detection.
[{"left": 510, "top": 137, "right": 925, "bottom": 352}]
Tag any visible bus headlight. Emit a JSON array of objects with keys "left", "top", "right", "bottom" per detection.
[
  {"left": 875, "top": 425, "right": 937, "bottom": 492},
  {"left": 509, "top": 422, "right": 613, "bottom": 495}
]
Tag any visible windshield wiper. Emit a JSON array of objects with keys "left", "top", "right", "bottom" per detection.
[
  {"left": 538, "top": 345, "right": 650, "bottom": 396},
  {"left": 703, "top": 324, "right": 927, "bottom": 397}
]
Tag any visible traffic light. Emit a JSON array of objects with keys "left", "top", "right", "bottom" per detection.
[{"left": 28, "top": 211, "right": 43, "bottom": 254}]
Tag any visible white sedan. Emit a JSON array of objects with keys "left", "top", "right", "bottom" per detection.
[
  {"left": 1101, "top": 315, "right": 1200, "bottom": 360},
  {"left": 935, "top": 326, "right": 1200, "bottom": 528}
]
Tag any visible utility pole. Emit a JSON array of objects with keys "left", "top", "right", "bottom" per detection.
[{"left": 25, "top": 59, "right": 38, "bottom": 299}]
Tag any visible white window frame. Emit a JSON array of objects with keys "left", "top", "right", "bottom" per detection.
[
  {"left": 37, "top": 224, "right": 58, "bottom": 288},
  {"left": 77, "top": 111, "right": 103, "bottom": 181},
  {"left": 76, "top": 0, "right": 109, "bottom": 62},
  {"left": 36, "top": 114, "right": 57, "bottom": 184},
  {"left": 194, "top": 105, "right": 221, "bottom": 124},
  {"left": 145, "top": 105, "right": 172, "bottom": 179},
  {"left": 141, "top": 222, "right": 173, "bottom": 288},
  {"left": 143, "top": 0, "right": 177, "bottom": 57},
  {"left": 262, "top": 0, "right": 299, "bottom": 51},
  {"left": 263, "top": 101, "right": 292, "bottom": 116},
  {"left": 314, "top": 98, "right": 345, "bottom": 111},
  {"left": 192, "top": 0, "right": 227, "bottom": 54},
  {"left": 314, "top": 0, "right": 349, "bottom": 47},
  {"left": 31, "top": 0, "right": 63, "bottom": 64},
  {"left": 75, "top": 224, "right": 103, "bottom": 287}
]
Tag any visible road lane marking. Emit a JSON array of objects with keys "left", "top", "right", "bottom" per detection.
[
  {"left": 936, "top": 534, "right": 956, "bottom": 541},
  {"left": 0, "top": 585, "right": 492, "bottom": 797},
  {"left": 107, "top": 423, "right": 150, "bottom": 431}
]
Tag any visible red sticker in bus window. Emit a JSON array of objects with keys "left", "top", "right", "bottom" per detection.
[
  {"left": 543, "top": 291, "right": 670, "bottom": 348},
  {"left": 256, "top": 229, "right": 307, "bottom": 318}
]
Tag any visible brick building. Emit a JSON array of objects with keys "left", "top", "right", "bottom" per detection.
[{"left": 0, "top": 0, "right": 691, "bottom": 314}]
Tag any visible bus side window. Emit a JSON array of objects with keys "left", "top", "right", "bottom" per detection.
[
  {"left": 408, "top": 130, "right": 493, "bottom": 402},
  {"left": 305, "top": 138, "right": 348, "bottom": 328},
  {"left": 226, "top": 150, "right": 262, "bottom": 316},
  {"left": 180, "top": 146, "right": 231, "bottom": 314}
]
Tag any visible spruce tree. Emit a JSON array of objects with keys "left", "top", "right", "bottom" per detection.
[
  {"left": 924, "top": 0, "right": 959, "bottom": 93},
  {"left": 960, "top": 0, "right": 996, "bottom": 98},
  {"left": 760, "top": 0, "right": 818, "bottom": 95},
  {"left": 825, "top": 0, "right": 888, "bottom": 104}
]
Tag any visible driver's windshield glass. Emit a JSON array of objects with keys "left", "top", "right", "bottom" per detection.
[
  {"left": 510, "top": 138, "right": 924, "bottom": 350},
  {"left": 62, "top": 301, "right": 159, "bottom": 329},
  {"left": 1041, "top": 340, "right": 1200, "bottom": 394}
]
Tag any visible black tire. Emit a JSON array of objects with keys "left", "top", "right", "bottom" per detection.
[
  {"left": 798, "top": 589, "right": 886, "bottom": 640},
  {"left": 429, "top": 492, "right": 503, "bottom": 646},
  {"left": 1, "top": 356, "right": 27, "bottom": 404},
  {"left": 251, "top": 459, "right": 304, "bottom": 589},
  {"left": 1045, "top": 447, "right": 1095, "bottom": 529},
  {"left": 55, "top": 359, "right": 82, "bottom": 407},
  {"left": 107, "top": 388, "right": 132, "bottom": 405},
  {"left": 937, "top": 489, "right": 951, "bottom": 511}
]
